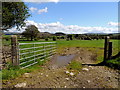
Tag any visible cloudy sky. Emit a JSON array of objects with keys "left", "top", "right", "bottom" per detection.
[{"left": 9, "top": 0, "right": 119, "bottom": 34}]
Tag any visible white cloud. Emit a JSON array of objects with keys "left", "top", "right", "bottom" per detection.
[
  {"left": 23, "top": 0, "right": 60, "bottom": 3},
  {"left": 8, "top": 20, "right": 118, "bottom": 34},
  {"left": 29, "top": 7, "right": 38, "bottom": 12},
  {"left": 38, "top": 7, "right": 48, "bottom": 14},
  {"left": 108, "top": 22, "right": 120, "bottom": 27}
]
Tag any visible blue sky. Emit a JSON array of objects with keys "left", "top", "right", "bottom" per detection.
[
  {"left": 26, "top": 2, "right": 118, "bottom": 27},
  {"left": 10, "top": 1, "right": 119, "bottom": 34}
]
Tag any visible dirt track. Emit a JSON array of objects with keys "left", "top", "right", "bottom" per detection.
[{"left": 3, "top": 47, "right": 119, "bottom": 88}]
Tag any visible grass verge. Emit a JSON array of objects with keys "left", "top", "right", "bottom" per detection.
[
  {"left": 2, "top": 59, "right": 47, "bottom": 80},
  {"left": 106, "top": 57, "right": 120, "bottom": 70}
]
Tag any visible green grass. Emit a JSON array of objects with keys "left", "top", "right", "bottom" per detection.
[
  {"left": 106, "top": 57, "right": 120, "bottom": 69},
  {"left": 2, "top": 38, "right": 119, "bottom": 80},
  {"left": 2, "top": 59, "right": 47, "bottom": 80},
  {"left": 67, "top": 60, "right": 82, "bottom": 71},
  {"left": 56, "top": 39, "right": 120, "bottom": 69},
  {"left": 56, "top": 39, "right": 119, "bottom": 48},
  {"left": 19, "top": 39, "right": 119, "bottom": 65},
  {"left": 107, "top": 57, "right": 120, "bottom": 65},
  {"left": 57, "top": 40, "right": 104, "bottom": 48}
]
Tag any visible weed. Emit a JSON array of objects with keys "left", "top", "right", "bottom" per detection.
[
  {"left": 106, "top": 57, "right": 120, "bottom": 69},
  {"left": 67, "top": 60, "right": 82, "bottom": 71}
]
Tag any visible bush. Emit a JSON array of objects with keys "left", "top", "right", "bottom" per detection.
[
  {"left": 53, "top": 37, "right": 56, "bottom": 41},
  {"left": 45, "top": 38, "right": 48, "bottom": 41}
]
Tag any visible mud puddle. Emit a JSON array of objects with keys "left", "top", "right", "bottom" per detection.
[{"left": 50, "top": 54, "right": 76, "bottom": 69}]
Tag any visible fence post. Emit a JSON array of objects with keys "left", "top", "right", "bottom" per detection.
[
  {"left": 11, "top": 35, "right": 19, "bottom": 66},
  {"left": 33, "top": 43, "right": 35, "bottom": 62},
  {"left": 108, "top": 42, "right": 112, "bottom": 59},
  {"left": 104, "top": 36, "right": 110, "bottom": 60},
  {"left": 43, "top": 43, "right": 45, "bottom": 60}
]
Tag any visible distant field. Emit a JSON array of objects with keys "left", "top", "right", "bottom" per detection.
[
  {"left": 56, "top": 39, "right": 119, "bottom": 48},
  {"left": 19, "top": 39, "right": 119, "bottom": 55},
  {"left": 19, "top": 39, "right": 119, "bottom": 48},
  {"left": 57, "top": 40, "right": 119, "bottom": 56}
]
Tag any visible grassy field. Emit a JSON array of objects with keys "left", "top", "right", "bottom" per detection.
[
  {"left": 19, "top": 39, "right": 119, "bottom": 61},
  {"left": 56, "top": 39, "right": 119, "bottom": 55},
  {"left": 56, "top": 39, "right": 120, "bottom": 69},
  {"left": 2, "top": 38, "right": 120, "bottom": 80},
  {"left": 19, "top": 39, "right": 119, "bottom": 65}
]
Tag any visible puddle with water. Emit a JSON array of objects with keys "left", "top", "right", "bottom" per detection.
[{"left": 50, "top": 54, "right": 76, "bottom": 68}]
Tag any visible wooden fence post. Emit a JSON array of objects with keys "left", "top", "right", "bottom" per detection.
[
  {"left": 108, "top": 42, "right": 112, "bottom": 59},
  {"left": 104, "top": 36, "right": 110, "bottom": 60},
  {"left": 11, "top": 35, "right": 19, "bottom": 66}
]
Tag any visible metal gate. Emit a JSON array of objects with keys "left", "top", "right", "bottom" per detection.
[{"left": 19, "top": 42, "right": 56, "bottom": 69}]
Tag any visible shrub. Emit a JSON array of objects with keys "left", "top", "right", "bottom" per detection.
[
  {"left": 53, "top": 36, "right": 56, "bottom": 41},
  {"left": 45, "top": 38, "right": 48, "bottom": 41}
]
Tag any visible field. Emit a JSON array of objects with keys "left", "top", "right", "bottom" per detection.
[
  {"left": 3, "top": 38, "right": 119, "bottom": 66},
  {"left": 57, "top": 40, "right": 119, "bottom": 63},
  {"left": 2, "top": 38, "right": 119, "bottom": 88},
  {"left": 2, "top": 38, "right": 120, "bottom": 80},
  {"left": 19, "top": 39, "right": 119, "bottom": 62}
]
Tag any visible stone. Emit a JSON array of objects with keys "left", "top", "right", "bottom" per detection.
[
  {"left": 14, "top": 82, "right": 27, "bottom": 88},
  {"left": 107, "top": 76, "right": 111, "bottom": 80},
  {"left": 46, "top": 75, "right": 48, "bottom": 77},
  {"left": 87, "top": 80, "right": 90, "bottom": 83},
  {"left": 65, "top": 78, "right": 70, "bottom": 80},
  {"left": 23, "top": 73, "right": 30, "bottom": 78},
  {"left": 41, "top": 73, "right": 43, "bottom": 75},
  {"left": 82, "top": 68, "right": 89, "bottom": 71},
  {"left": 69, "top": 72, "right": 74, "bottom": 76},
  {"left": 65, "top": 71, "right": 70, "bottom": 74}
]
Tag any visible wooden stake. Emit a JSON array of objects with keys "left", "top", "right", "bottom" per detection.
[
  {"left": 11, "top": 35, "right": 19, "bottom": 66},
  {"left": 108, "top": 42, "right": 112, "bottom": 59},
  {"left": 104, "top": 36, "right": 110, "bottom": 60}
]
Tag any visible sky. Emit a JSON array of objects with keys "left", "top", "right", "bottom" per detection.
[{"left": 9, "top": 1, "right": 119, "bottom": 34}]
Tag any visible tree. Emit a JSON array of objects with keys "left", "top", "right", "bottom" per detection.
[
  {"left": 2, "top": 2, "right": 30, "bottom": 31},
  {"left": 52, "top": 36, "right": 57, "bottom": 41},
  {"left": 67, "top": 34, "right": 73, "bottom": 40},
  {"left": 22, "top": 25, "right": 40, "bottom": 41}
]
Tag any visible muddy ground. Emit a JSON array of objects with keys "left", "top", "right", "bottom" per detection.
[{"left": 2, "top": 47, "right": 119, "bottom": 88}]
